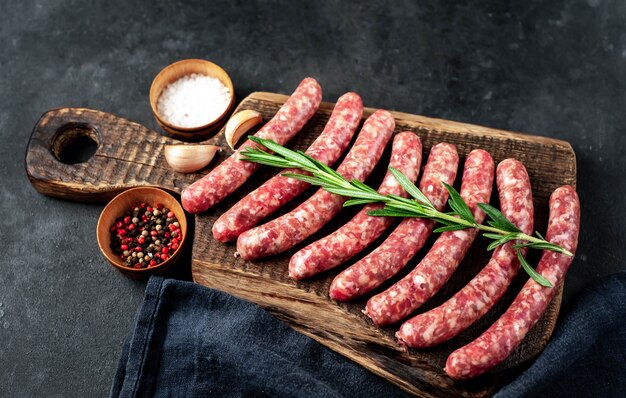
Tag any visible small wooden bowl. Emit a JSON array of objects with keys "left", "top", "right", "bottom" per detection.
[
  {"left": 149, "top": 59, "right": 235, "bottom": 142},
  {"left": 96, "top": 187, "right": 188, "bottom": 279}
]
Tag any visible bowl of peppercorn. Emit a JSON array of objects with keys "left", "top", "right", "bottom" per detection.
[{"left": 96, "top": 187, "right": 188, "bottom": 278}]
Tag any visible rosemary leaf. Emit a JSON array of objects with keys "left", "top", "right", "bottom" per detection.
[
  {"left": 351, "top": 179, "right": 379, "bottom": 194},
  {"left": 514, "top": 241, "right": 570, "bottom": 255},
  {"left": 324, "top": 186, "right": 385, "bottom": 201},
  {"left": 486, "top": 233, "right": 518, "bottom": 251},
  {"left": 386, "top": 194, "right": 419, "bottom": 206},
  {"left": 240, "top": 153, "right": 300, "bottom": 169},
  {"left": 367, "top": 208, "right": 422, "bottom": 218},
  {"left": 434, "top": 224, "right": 470, "bottom": 233},
  {"left": 281, "top": 172, "right": 330, "bottom": 186},
  {"left": 307, "top": 156, "right": 347, "bottom": 182},
  {"left": 478, "top": 203, "right": 522, "bottom": 233},
  {"left": 443, "top": 183, "right": 476, "bottom": 225},
  {"left": 248, "top": 136, "right": 318, "bottom": 170},
  {"left": 343, "top": 198, "right": 381, "bottom": 207},
  {"left": 240, "top": 137, "right": 572, "bottom": 287},
  {"left": 483, "top": 232, "right": 506, "bottom": 240},
  {"left": 517, "top": 250, "right": 553, "bottom": 287},
  {"left": 389, "top": 167, "right": 433, "bottom": 206},
  {"left": 281, "top": 171, "right": 345, "bottom": 189},
  {"left": 384, "top": 201, "right": 430, "bottom": 215}
]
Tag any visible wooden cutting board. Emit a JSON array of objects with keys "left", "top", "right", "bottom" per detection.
[{"left": 26, "top": 92, "right": 576, "bottom": 398}]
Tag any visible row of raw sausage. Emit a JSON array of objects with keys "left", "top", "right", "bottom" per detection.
[
  {"left": 396, "top": 159, "right": 535, "bottom": 349},
  {"left": 212, "top": 92, "right": 363, "bottom": 242},
  {"left": 330, "top": 142, "right": 459, "bottom": 301},
  {"left": 364, "top": 149, "right": 495, "bottom": 326},
  {"left": 446, "top": 185, "right": 580, "bottom": 379},
  {"left": 289, "top": 131, "right": 423, "bottom": 280},
  {"left": 236, "top": 109, "right": 395, "bottom": 260},
  {"left": 182, "top": 77, "right": 322, "bottom": 214},
  {"left": 180, "top": 78, "right": 580, "bottom": 380}
]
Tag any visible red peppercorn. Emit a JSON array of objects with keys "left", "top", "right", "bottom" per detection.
[{"left": 110, "top": 201, "right": 183, "bottom": 270}]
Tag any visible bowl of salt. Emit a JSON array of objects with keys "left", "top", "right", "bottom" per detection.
[{"left": 149, "top": 59, "right": 235, "bottom": 141}]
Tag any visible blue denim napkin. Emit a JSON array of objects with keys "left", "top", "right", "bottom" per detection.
[{"left": 110, "top": 272, "right": 626, "bottom": 398}]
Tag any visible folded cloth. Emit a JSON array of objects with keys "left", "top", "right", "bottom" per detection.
[
  {"left": 109, "top": 276, "right": 408, "bottom": 398},
  {"left": 111, "top": 272, "right": 626, "bottom": 398}
]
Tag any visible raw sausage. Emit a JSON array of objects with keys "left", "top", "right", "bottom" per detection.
[
  {"left": 236, "top": 110, "right": 394, "bottom": 260},
  {"left": 329, "top": 143, "right": 459, "bottom": 301},
  {"left": 236, "top": 110, "right": 395, "bottom": 260},
  {"left": 365, "top": 149, "right": 494, "bottom": 326},
  {"left": 212, "top": 92, "right": 363, "bottom": 242},
  {"left": 445, "top": 185, "right": 580, "bottom": 380},
  {"left": 365, "top": 150, "right": 494, "bottom": 325},
  {"left": 289, "top": 132, "right": 422, "bottom": 280},
  {"left": 181, "top": 77, "right": 322, "bottom": 214},
  {"left": 396, "top": 159, "right": 534, "bottom": 348}
]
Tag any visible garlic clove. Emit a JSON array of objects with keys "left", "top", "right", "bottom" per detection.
[
  {"left": 164, "top": 144, "right": 221, "bottom": 173},
  {"left": 224, "top": 110, "right": 263, "bottom": 150}
]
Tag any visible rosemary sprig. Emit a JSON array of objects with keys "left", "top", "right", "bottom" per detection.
[{"left": 241, "top": 136, "right": 572, "bottom": 287}]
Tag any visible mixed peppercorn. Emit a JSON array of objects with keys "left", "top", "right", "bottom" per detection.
[{"left": 110, "top": 203, "right": 182, "bottom": 269}]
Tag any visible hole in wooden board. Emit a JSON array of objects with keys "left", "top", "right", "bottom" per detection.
[{"left": 51, "top": 123, "right": 99, "bottom": 164}]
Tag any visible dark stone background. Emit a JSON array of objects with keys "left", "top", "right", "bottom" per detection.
[{"left": 2, "top": 0, "right": 624, "bottom": 396}]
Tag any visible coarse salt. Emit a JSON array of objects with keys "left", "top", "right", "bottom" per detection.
[{"left": 157, "top": 73, "right": 230, "bottom": 128}]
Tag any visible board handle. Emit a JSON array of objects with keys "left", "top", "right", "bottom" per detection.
[{"left": 25, "top": 108, "right": 206, "bottom": 203}]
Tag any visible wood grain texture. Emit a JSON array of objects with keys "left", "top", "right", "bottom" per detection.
[
  {"left": 25, "top": 94, "right": 576, "bottom": 397},
  {"left": 25, "top": 107, "right": 205, "bottom": 202},
  {"left": 192, "top": 93, "right": 575, "bottom": 398}
]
